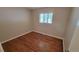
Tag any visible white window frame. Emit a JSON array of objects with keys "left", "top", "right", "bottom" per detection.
[{"left": 39, "top": 13, "right": 53, "bottom": 24}]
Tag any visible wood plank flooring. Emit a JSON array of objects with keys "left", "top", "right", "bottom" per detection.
[{"left": 2, "top": 32, "right": 63, "bottom": 52}]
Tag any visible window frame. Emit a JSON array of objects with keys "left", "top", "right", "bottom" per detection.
[{"left": 39, "top": 12, "right": 53, "bottom": 24}]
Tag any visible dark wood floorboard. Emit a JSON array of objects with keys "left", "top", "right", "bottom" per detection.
[{"left": 2, "top": 32, "right": 63, "bottom": 52}]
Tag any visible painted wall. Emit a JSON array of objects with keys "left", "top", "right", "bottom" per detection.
[
  {"left": 64, "top": 7, "right": 79, "bottom": 50},
  {"left": 69, "top": 21, "right": 79, "bottom": 52},
  {"left": 32, "top": 8, "right": 71, "bottom": 39},
  {"left": 0, "top": 8, "right": 33, "bottom": 42}
]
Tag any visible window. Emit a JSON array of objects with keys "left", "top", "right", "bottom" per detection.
[{"left": 39, "top": 13, "right": 53, "bottom": 24}]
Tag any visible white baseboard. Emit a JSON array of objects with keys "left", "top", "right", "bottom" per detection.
[
  {"left": 1, "top": 31, "right": 32, "bottom": 44},
  {"left": 33, "top": 30, "right": 64, "bottom": 40},
  {"left": 1, "top": 30, "right": 65, "bottom": 52},
  {"left": 33, "top": 30, "right": 65, "bottom": 52}
]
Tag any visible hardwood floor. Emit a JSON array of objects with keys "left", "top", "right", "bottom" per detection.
[{"left": 2, "top": 32, "right": 63, "bottom": 52}]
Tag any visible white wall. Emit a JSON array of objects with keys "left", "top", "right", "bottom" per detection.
[
  {"left": 0, "top": 8, "right": 33, "bottom": 42},
  {"left": 0, "top": 7, "right": 76, "bottom": 51},
  {"left": 64, "top": 7, "right": 79, "bottom": 51},
  {"left": 32, "top": 8, "right": 71, "bottom": 39},
  {"left": 69, "top": 21, "right": 79, "bottom": 52}
]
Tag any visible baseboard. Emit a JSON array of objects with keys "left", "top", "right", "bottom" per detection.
[
  {"left": 33, "top": 30, "right": 64, "bottom": 40},
  {"left": 1, "top": 31, "right": 32, "bottom": 44},
  {"left": 33, "top": 30, "right": 64, "bottom": 52},
  {"left": 1, "top": 30, "right": 65, "bottom": 52}
]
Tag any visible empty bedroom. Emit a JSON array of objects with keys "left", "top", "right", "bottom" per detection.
[{"left": 0, "top": 7, "right": 79, "bottom": 52}]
